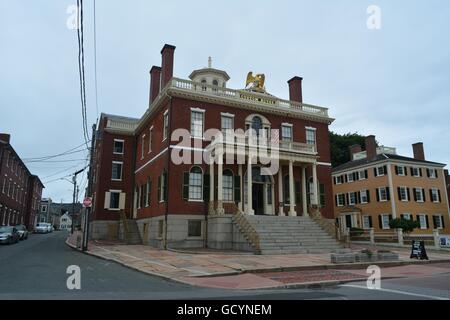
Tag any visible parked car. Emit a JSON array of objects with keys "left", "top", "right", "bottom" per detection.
[
  {"left": 0, "top": 226, "right": 20, "bottom": 244},
  {"left": 15, "top": 224, "right": 29, "bottom": 240},
  {"left": 35, "top": 223, "right": 49, "bottom": 234}
]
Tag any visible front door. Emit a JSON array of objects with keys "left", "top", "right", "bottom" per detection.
[
  {"left": 252, "top": 184, "right": 264, "bottom": 215},
  {"left": 345, "top": 215, "right": 353, "bottom": 229}
]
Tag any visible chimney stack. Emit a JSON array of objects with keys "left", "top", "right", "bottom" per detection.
[
  {"left": 412, "top": 142, "right": 425, "bottom": 161},
  {"left": 287, "top": 76, "right": 303, "bottom": 103},
  {"left": 365, "top": 135, "right": 377, "bottom": 160},
  {"left": 160, "top": 44, "right": 176, "bottom": 88},
  {"left": 349, "top": 144, "right": 362, "bottom": 160},
  {"left": 0, "top": 133, "right": 11, "bottom": 144},
  {"left": 149, "top": 66, "right": 162, "bottom": 106}
]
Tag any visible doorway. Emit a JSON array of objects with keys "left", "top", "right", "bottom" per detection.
[{"left": 252, "top": 184, "right": 264, "bottom": 215}]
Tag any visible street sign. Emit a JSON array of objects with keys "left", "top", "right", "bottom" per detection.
[
  {"left": 83, "top": 197, "right": 92, "bottom": 208},
  {"left": 410, "top": 240, "right": 428, "bottom": 260}
]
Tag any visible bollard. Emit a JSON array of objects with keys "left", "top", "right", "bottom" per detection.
[
  {"left": 397, "top": 228, "right": 404, "bottom": 246},
  {"left": 433, "top": 229, "right": 440, "bottom": 250},
  {"left": 369, "top": 228, "right": 375, "bottom": 244}
]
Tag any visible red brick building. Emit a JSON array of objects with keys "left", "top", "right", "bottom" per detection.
[
  {"left": 0, "top": 134, "right": 44, "bottom": 229},
  {"left": 89, "top": 44, "right": 335, "bottom": 250}
]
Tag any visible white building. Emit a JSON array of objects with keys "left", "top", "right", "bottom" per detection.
[{"left": 59, "top": 213, "right": 72, "bottom": 231}]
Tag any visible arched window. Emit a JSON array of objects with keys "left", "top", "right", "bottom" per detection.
[
  {"left": 189, "top": 166, "right": 203, "bottom": 200},
  {"left": 223, "top": 169, "right": 233, "bottom": 201},
  {"left": 251, "top": 116, "right": 263, "bottom": 134},
  {"left": 212, "top": 79, "right": 218, "bottom": 86},
  {"left": 201, "top": 79, "right": 207, "bottom": 91}
]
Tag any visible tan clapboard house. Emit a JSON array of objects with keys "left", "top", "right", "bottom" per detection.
[{"left": 332, "top": 135, "right": 450, "bottom": 236}]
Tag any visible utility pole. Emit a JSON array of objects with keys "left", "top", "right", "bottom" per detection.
[{"left": 70, "top": 168, "right": 85, "bottom": 234}]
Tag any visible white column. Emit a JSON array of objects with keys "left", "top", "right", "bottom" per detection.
[
  {"left": 288, "top": 160, "right": 296, "bottom": 216},
  {"left": 238, "top": 164, "right": 243, "bottom": 212},
  {"left": 209, "top": 161, "right": 215, "bottom": 215},
  {"left": 278, "top": 166, "right": 284, "bottom": 216},
  {"left": 301, "top": 166, "right": 308, "bottom": 216},
  {"left": 246, "top": 154, "right": 253, "bottom": 215},
  {"left": 216, "top": 152, "right": 224, "bottom": 215},
  {"left": 312, "top": 162, "right": 318, "bottom": 206}
]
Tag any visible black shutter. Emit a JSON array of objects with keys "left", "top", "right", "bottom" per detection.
[
  {"left": 357, "top": 191, "right": 361, "bottom": 204},
  {"left": 435, "top": 169, "right": 438, "bottom": 178},
  {"left": 438, "top": 189, "right": 441, "bottom": 202},
  {"left": 374, "top": 168, "right": 378, "bottom": 177},
  {"left": 395, "top": 166, "right": 399, "bottom": 175},
  {"left": 344, "top": 174, "right": 348, "bottom": 183},
  {"left": 419, "top": 168, "right": 423, "bottom": 177},
  {"left": 400, "top": 214, "right": 404, "bottom": 219},
  {"left": 386, "top": 187, "right": 390, "bottom": 201},
  {"left": 353, "top": 172, "right": 357, "bottom": 181},
  {"left": 345, "top": 193, "right": 349, "bottom": 205},
  {"left": 389, "top": 214, "right": 393, "bottom": 221},
  {"left": 383, "top": 165, "right": 387, "bottom": 175},
  {"left": 432, "top": 215, "right": 437, "bottom": 229},
  {"left": 429, "top": 189, "right": 433, "bottom": 202},
  {"left": 182, "top": 172, "right": 189, "bottom": 200},
  {"left": 425, "top": 215, "right": 429, "bottom": 229},
  {"left": 407, "top": 188, "right": 410, "bottom": 201},
  {"left": 426, "top": 169, "right": 430, "bottom": 178},
  {"left": 413, "top": 188, "right": 417, "bottom": 201},
  {"left": 442, "top": 216, "right": 445, "bottom": 228},
  {"left": 163, "top": 171, "right": 168, "bottom": 201},
  {"left": 397, "top": 187, "right": 401, "bottom": 200},
  {"left": 234, "top": 175, "right": 241, "bottom": 202},
  {"left": 333, "top": 177, "right": 336, "bottom": 185},
  {"left": 157, "top": 175, "right": 161, "bottom": 202},
  {"left": 422, "top": 188, "right": 426, "bottom": 202},
  {"left": 376, "top": 188, "right": 380, "bottom": 202},
  {"left": 355, "top": 171, "right": 360, "bottom": 180},
  {"left": 368, "top": 216, "right": 373, "bottom": 228},
  {"left": 367, "top": 190, "right": 371, "bottom": 203},
  {"left": 214, "top": 174, "right": 218, "bottom": 200},
  {"left": 365, "top": 169, "right": 368, "bottom": 179},
  {"left": 404, "top": 167, "right": 408, "bottom": 176},
  {"left": 203, "top": 173, "right": 210, "bottom": 202},
  {"left": 335, "top": 195, "right": 338, "bottom": 206},
  {"left": 378, "top": 215, "right": 382, "bottom": 229},
  {"left": 410, "top": 167, "right": 414, "bottom": 176}
]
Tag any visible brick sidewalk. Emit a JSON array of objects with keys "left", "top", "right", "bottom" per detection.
[{"left": 66, "top": 233, "right": 450, "bottom": 289}]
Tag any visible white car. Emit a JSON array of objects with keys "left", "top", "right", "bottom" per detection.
[{"left": 35, "top": 223, "right": 49, "bottom": 234}]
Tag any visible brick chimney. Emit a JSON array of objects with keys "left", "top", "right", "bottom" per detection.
[
  {"left": 365, "top": 135, "right": 377, "bottom": 160},
  {"left": 160, "top": 44, "right": 176, "bottom": 88},
  {"left": 349, "top": 144, "right": 362, "bottom": 160},
  {"left": 445, "top": 169, "right": 449, "bottom": 177},
  {"left": 412, "top": 142, "right": 425, "bottom": 161},
  {"left": 0, "top": 133, "right": 11, "bottom": 144},
  {"left": 149, "top": 66, "right": 162, "bottom": 106},
  {"left": 287, "top": 76, "right": 303, "bottom": 103}
]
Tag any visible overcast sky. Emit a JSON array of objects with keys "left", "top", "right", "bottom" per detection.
[{"left": 1, "top": 0, "right": 449, "bottom": 203}]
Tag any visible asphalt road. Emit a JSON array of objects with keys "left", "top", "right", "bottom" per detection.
[{"left": 0, "top": 232, "right": 449, "bottom": 300}]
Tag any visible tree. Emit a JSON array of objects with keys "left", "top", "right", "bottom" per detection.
[
  {"left": 389, "top": 218, "right": 420, "bottom": 234},
  {"left": 329, "top": 131, "right": 367, "bottom": 167}
]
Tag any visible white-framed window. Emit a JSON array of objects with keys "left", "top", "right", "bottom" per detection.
[
  {"left": 376, "top": 166, "right": 385, "bottom": 176},
  {"left": 163, "top": 110, "right": 169, "bottom": 141},
  {"left": 335, "top": 176, "right": 343, "bottom": 185},
  {"left": 221, "top": 114, "right": 234, "bottom": 132},
  {"left": 305, "top": 127, "right": 316, "bottom": 147},
  {"left": 360, "top": 190, "right": 369, "bottom": 204},
  {"left": 337, "top": 194, "right": 345, "bottom": 207},
  {"left": 414, "top": 187, "right": 424, "bottom": 202},
  {"left": 430, "top": 188, "right": 440, "bottom": 203},
  {"left": 188, "top": 166, "right": 203, "bottom": 200},
  {"left": 427, "top": 168, "right": 437, "bottom": 179},
  {"left": 41, "top": 205, "right": 47, "bottom": 213},
  {"left": 362, "top": 216, "right": 371, "bottom": 229},
  {"left": 381, "top": 214, "right": 391, "bottom": 229},
  {"left": 432, "top": 215, "right": 444, "bottom": 229},
  {"left": 397, "top": 165, "right": 406, "bottom": 176},
  {"left": 399, "top": 186, "right": 408, "bottom": 201},
  {"left": 347, "top": 173, "right": 354, "bottom": 183},
  {"left": 109, "top": 191, "right": 121, "bottom": 210},
  {"left": 281, "top": 124, "right": 293, "bottom": 142},
  {"left": 411, "top": 167, "right": 420, "bottom": 177},
  {"left": 148, "top": 126, "right": 153, "bottom": 153},
  {"left": 223, "top": 169, "right": 233, "bottom": 202},
  {"left": 111, "top": 161, "right": 123, "bottom": 181},
  {"left": 401, "top": 213, "right": 412, "bottom": 220},
  {"left": 378, "top": 187, "right": 388, "bottom": 201},
  {"left": 113, "top": 139, "right": 124, "bottom": 154},
  {"left": 141, "top": 134, "right": 146, "bottom": 159},
  {"left": 348, "top": 192, "right": 357, "bottom": 205},
  {"left": 190, "top": 109, "right": 205, "bottom": 139},
  {"left": 359, "top": 170, "right": 367, "bottom": 180},
  {"left": 418, "top": 214, "right": 428, "bottom": 229}
]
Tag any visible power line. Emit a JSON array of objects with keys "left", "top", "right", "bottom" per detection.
[
  {"left": 22, "top": 142, "right": 89, "bottom": 161},
  {"left": 23, "top": 149, "right": 88, "bottom": 163},
  {"left": 93, "top": 0, "right": 99, "bottom": 118}
]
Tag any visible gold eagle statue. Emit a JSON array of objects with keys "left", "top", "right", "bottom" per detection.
[{"left": 246, "top": 71, "right": 266, "bottom": 92}]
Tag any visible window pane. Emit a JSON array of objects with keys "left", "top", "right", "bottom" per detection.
[
  {"left": 189, "top": 168, "right": 203, "bottom": 200},
  {"left": 191, "top": 111, "right": 204, "bottom": 138},
  {"left": 223, "top": 172, "right": 233, "bottom": 201},
  {"left": 281, "top": 126, "right": 292, "bottom": 141},
  {"left": 306, "top": 129, "right": 316, "bottom": 145},
  {"left": 110, "top": 192, "right": 120, "bottom": 209}
]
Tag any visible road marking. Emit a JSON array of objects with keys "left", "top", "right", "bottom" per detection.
[{"left": 341, "top": 284, "right": 449, "bottom": 300}]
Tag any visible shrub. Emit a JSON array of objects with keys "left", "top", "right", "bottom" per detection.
[
  {"left": 389, "top": 218, "right": 420, "bottom": 234},
  {"left": 350, "top": 227, "right": 364, "bottom": 236}
]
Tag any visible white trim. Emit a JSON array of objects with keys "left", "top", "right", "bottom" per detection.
[
  {"left": 113, "top": 139, "right": 125, "bottom": 155},
  {"left": 305, "top": 126, "right": 317, "bottom": 131},
  {"left": 135, "top": 147, "right": 168, "bottom": 174},
  {"left": 111, "top": 161, "right": 123, "bottom": 181},
  {"left": 318, "top": 162, "right": 332, "bottom": 167},
  {"left": 220, "top": 112, "right": 235, "bottom": 118},
  {"left": 190, "top": 107, "right": 206, "bottom": 113},
  {"left": 281, "top": 122, "right": 293, "bottom": 127}
]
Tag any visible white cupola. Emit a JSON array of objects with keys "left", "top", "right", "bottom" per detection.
[{"left": 189, "top": 57, "right": 230, "bottom": 88}]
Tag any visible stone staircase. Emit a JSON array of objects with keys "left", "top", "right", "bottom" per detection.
[
  {"left": 119, "top": 211, "right": 142, "bottom": 244},
  {"left": 236, "top": 215, "right": 343, "bottom": 254}
]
